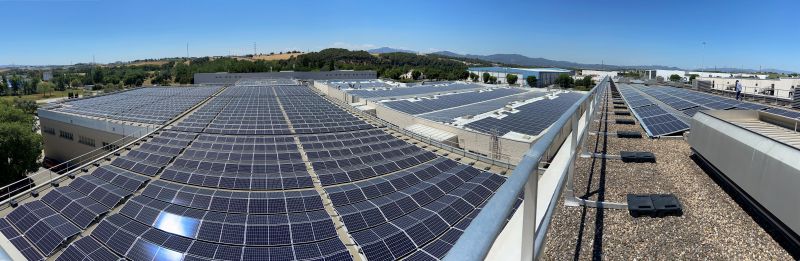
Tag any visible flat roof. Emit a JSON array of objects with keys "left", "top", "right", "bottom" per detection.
[{"left": 543, "top": 88, "right": 795, "bottom": 259}]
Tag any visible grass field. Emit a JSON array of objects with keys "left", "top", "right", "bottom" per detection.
[{"left": 0, "top": 89, "right": 87, "bottom": 103}]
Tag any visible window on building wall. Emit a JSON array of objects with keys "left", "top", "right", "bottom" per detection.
[
  {"left": 42, "top": 126, "right": 56, "bottom": 135},
  {"left": 59, "top": 130, "right": 73, "bottom": 140},
  {"left": 78, "top": 136, "right": 96, "bottom": 147}
]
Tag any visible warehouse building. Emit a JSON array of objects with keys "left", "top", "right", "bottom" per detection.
[
  {"left": 38, "top": 87, "right": 221, "bottom": 165},
  {"left": 468, "top": 67, "right": 573, "bottom": 87}
]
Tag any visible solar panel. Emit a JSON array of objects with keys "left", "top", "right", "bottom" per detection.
[
  {"left": 41, "top": 187, "right": 109, "bottom": 229},
  {"left": 640, "top": 113, "right": 691, "bottom": 136},
  {"left": 6, "top": 201, "right": 81, "bottom": 256},
  {"left": 616, "top": 84, "right": 690, "bottom": 137},
  {"left": 765, "top": 108, "right": 800, "bottom": 119},
  {"left": 347, "top": 83, "right": 483, "bottom": 99},
  {"left": 680, "top": 106, "right": 705, "bottom": 117},
  {"left": 464, "top": 92, "right": 584, "bottom": 136},
  {"left": 5, "top": 83, "right": 510, "bottom": 260},
  {"left": 49, "top": 87, "right": 221, "bottom": 124},
  {"left": 382, "top": 88, "right": 526, "bottom": 115},
  {"left": 57, "top": 237, "right": 120, "bottom": 261},
  {"left": 731, "top": 102, "right": 768, "bottom": 111}
]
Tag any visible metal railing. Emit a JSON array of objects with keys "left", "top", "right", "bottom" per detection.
[{"left": 445, "top": 77, "right": 609, "bottom": 261}]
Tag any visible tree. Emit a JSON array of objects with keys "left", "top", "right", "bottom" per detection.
[
  {"left": 554, "top": 74, "right": 574, "bottom": 88},
  {"left": 482, "top": 72, "right": 490, "bottom": 83},
  {"left": 506, "top": 74, "right": 518, "bottom": 85},
  {"left": 70, "top": 79, "right": 82, "bottom": 88},
  {"left": 37, "top": 82, "right": 54, "bottom": 97},
  {"left": 580, "top": 76, "right": 594, "bottom": 87},
  {"left": 669, "top": 74, "right": 682, "bottom": 82},
  {"left": 0, "top": 102, "right": 42, "bottom": 187},
  {"left": 411, "top": 70, "right": 422, "bottom": 80},
  {"left": 10, "top": 75, "right": 21, "bottom": 95},
  {"left": 526, "top": 75, "right": 538, "bottom": 87},
  {"left": 488, "top": 76, "right": 497, "bottom": 84},
  {"left": 469, "top": 72, "right": 479, "bottom": 82},
  {"left": 12, "top": 98, "right": 37, "bottom": 115},
  {"left": 0, "top": 75, "right": 6, "bottom": 95}
]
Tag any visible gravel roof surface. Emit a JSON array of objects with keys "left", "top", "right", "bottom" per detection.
[{"left": 541, "top": 90, "right": 796, "bottom": 260}]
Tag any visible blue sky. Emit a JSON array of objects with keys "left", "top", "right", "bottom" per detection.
[{"left": 2, "top": 0, "right": 799, "bottom": 71}]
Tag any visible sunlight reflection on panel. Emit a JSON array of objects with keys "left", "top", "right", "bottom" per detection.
[{"left": 154, "top": 211, "right": 200, "bottom": 238}]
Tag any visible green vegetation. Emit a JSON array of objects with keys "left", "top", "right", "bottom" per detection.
[
  {"left": 469, "top": 72, "right": 479, "bottom": 82},
  {"left": 36, "top": 82, "right": 54, "bottom": 97},
  {"left": 482, "top": 73, "right": 490, "bottom": 83},
  {"left": 688, "top": 74, "right": 699, "bottom": 82},
  {"left": 669, "top": 74, "right": 682, "bottom": 82},
  {"left": 574, "top": 76, "right": 594, "bottom": 90},
  {"left": 411, "top": 70, "right": 422, "bottom": 80},
  {"left": 526, "top": 75, "right": 538, "bottom": 87},
  {"left": 554, "top": 74, "right": 574, "bottom": 88},
  {"left": 488, "top": 76, "right": 497, "bottom": 84},
  {"left": 506, "top": 74, "right": 518, "bottom": 85},
  {"left": 0, "top": 100, "right": 42, "bottom": 187},
  {"left": 622, "top": 71, "right": 640, "bottom": 78},
  {"left": 2, "top": 48, "right": 492, "bottom": 100}
]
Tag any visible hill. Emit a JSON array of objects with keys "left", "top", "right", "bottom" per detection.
[
  {"left": 368, "top": 47, "right": 416, "bottom": 54},
  {"left": 431, "top": 51, "right": 684, "bottom": 70}
]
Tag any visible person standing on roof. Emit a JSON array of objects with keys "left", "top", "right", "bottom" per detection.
[{"left": 735, "top": 80, "right": 743, "bottom": 100}]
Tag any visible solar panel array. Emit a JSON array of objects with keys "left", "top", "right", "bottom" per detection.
[
  {"left": 324, "top": 80, "right": 392, "bottom": 89},
  {"left": 382, "top": 88, "right": 527, "bottom": 115},
  {"left": 616, "top": 84, "right": 690, "bottom": 137},
  {"left": 617, "top": 83, "right": 800, "bottom": 136},
  {"left": 50, "top": 87, "right": 221, "bottom": 124},
  {"left": 2, "top": 83, "right": 511, "bottom": 260},
  {"left": 464, "top": 92, "right": 585, "bottom": 136},
  {"left": 420, "top": 91, "right": 546, "bottom": 123},
  {"left": 346, "top": 83, "right": 483, "bottom": 99}
]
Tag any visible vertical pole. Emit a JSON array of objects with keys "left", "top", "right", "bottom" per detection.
[{"left": 521, "top": 167, "right": 538, "bottom": 261}]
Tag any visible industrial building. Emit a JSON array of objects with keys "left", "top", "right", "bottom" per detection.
[
  {"left": 38, "top": 87, "right": 222, "bottom": 164},
  {"left": 0, "top": 72, "right": 798, "bottom": 261},
  {"left": 578, "top": 69, "right": 620, "bottom": 79},
  {"left": 696, "top": 76, "right": 800, "bottom": 99},
  {"left": 467, "top": 67, "right": 573, "bottom": 87}
]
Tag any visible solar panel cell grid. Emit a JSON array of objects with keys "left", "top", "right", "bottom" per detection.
[
  {"left": 464, "top": 92, "right": 584, "bottom": 136},
  {"left": 382, "top": 88, "right": 527, "bottom": 115},
  {"left": 8, "top": 84, "right": 512, "bottom": 261}
]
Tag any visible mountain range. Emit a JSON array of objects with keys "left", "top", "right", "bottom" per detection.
[{"left": 367, "top": 47, "right": 796, "bottom": 73}]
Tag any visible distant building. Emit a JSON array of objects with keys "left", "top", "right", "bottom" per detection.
[
  {"left": 468, "top": 67, "right": 573, "bottom": 87},
  {"left": 43, "top": 70, "right": 53, "bottom": 81},
  {"left": 699, "top": 76, "right": 800, "bottom": 98},
  {"left": 580, "top": 70, "right": 620, "bottom": 79}
]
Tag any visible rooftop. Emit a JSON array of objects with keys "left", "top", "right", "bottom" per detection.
[{"left": 541, "top": 82, "right": 798, "bottom": 259}]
